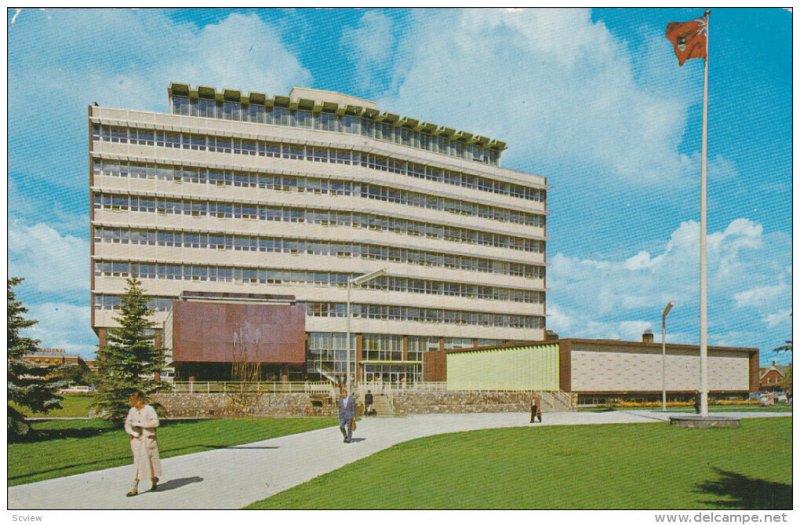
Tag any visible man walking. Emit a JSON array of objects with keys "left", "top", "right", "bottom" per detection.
[{"left": 338, "top": 388, "right": 356, "bottom": 443}]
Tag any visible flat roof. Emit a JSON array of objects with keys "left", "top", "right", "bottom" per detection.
[
  {"left": 446, "top": 338, "right": 758, "bottom": 355},
  {"left": 562, "top": 338, "right": 758, "bottom": 354}
]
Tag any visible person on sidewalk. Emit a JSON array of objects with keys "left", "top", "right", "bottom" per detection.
[
  {"left": 530, "top": 392, "right": 542, "bottom": 423},
  {"left": 364, "top": 390, "right": 375, "bottom": 416},
  {"left": 124, "top": 390, "right": 161, "bottom": 496},
  {"left": 338, "top": 388, "right": 356, "bottom": 443}
]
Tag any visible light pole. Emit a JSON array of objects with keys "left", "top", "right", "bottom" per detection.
[
  {"left": 661, "top": 301, "right": 675, "bottom": 412},
  {"left": 346, "top": 269, "right": 386, "bottom": 395}
]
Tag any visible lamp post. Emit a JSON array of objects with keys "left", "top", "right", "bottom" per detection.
[
  {"left": 661, "top": 301, "right": 675, "bottom": 412},
  {"left": 346, "top": 269, "right": 386, "bottom": 394}
]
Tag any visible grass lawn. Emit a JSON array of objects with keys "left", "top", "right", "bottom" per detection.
[
  {"left": 11, "top": 394, "right": 96, "bottom": 418},
  {"left": 579, "top": 405, "right": 793, "bottom": 413},
  {"left": 248, "top": 418, "right": 792, "bottom": 510},
  {"left": 8, "top": 417, "right": 337, "bottom": 486}
]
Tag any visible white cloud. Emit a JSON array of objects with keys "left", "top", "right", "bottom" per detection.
[
  {"left": 341, "top": 10, "right": 395, "bottom": 91},
  {"left": 545, "top": 303, "right": 573, "bottom": 334},
  {"left": 25, "top": 303, "right": 97, "bottom": 359},
  {"left": 379, "top": 8, "right": 700, "bottom": 186},
  {"left": 8, "top": 222, "right": 89, "bottom": 293},
  {"left": 624, "top": 250, "right": 661, "bottom": 271},
  {"left": 9, "top": 9, "right": 312, "bottom": 191},
  {"left": 549, "top": 217, "right": 791, "bottom": 343},
  {"left": 762, "top": 310, "right": 792, "bottom": 329},
  {"left": 734, "top": 285, "right": 789, "bottom": 309}
]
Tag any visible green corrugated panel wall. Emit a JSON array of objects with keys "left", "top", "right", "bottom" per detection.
[{"left": 446, "top": 344, "right": 560, "bottom": 391}]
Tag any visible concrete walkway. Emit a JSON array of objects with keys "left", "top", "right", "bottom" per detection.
[{"left": 8, "top": 410, "right": 790, "bottom": 510}]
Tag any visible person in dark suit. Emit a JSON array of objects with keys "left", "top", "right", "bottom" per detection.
[
  {"left": 338, "top": 388, "right": 356, "bottom": 443},
  {"left": 364, "top": 390, "right": 375, "bottom": 416}
]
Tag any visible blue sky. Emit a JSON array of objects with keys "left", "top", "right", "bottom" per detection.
[{"left": 7, "top": 8, "right": 793, "bottom": 365}]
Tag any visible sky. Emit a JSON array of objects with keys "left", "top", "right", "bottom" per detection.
[{"left": 6, "top": 7, "right": 793, "bottom": 365}]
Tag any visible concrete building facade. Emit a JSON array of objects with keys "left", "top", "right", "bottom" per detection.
[{"left": 90, "top": 83, "right": 548, "bottom": 382}]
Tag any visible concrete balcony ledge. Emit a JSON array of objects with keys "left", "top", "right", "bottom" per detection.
[{"left": 669, "top": 415, "right": 741, "bottom": 428}]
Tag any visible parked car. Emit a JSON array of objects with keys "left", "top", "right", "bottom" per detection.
[{"left": 59, "top": 385, "right": 94, "bottom": 394}]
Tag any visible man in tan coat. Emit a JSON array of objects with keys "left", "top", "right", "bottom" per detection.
[{"left": 124, "top": 391, "right": 161, "bottom": 496}]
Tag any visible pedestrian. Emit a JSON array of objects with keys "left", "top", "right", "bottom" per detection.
[
  {"left": 693, "top": 391, "right": 701, "bottom": 414},
  {"left": 124, "top": 390, "right": 161, "bottom": 497},
  {"left": 338, "top": 388, "right": 356, "bottom": 443},
  {"left": 530, "top": 392, "right": 542, "bottom": 423},
  {"left": 364, "top": 389, "right": 375, "bottom": 416}
]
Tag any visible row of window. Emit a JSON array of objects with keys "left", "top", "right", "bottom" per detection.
[
  {"left": 93, "top": 193, "right": 546, "bottom": 253},
  {"left": 93, "top": 227, "right": 544, "bottom": 280},
  {"left": 170, "top": 95, "right": 501, "bottom": 165},
  {"left": 92, "top": 124, "right": 544, "bottom": 202},
  {"left": 93, "top": 261, "right": 544, "bottom": 304},
  {"left": 92, "top": 294, "right": 543, "bottom": 329},
  {"left": 94, "top": 294, "right": 175, "bottom": 312},
  {"left": 93, "top": 159, "right": 544, "bottom": 227},
  {"left": 306, "top": 334, "right": 491, "bottom": 371},
  {"left": 310, "top": 303, "right": 544, "bottom": 329},
  {"left": 362, "top": 334, "right": 403, "bottom": 362}
]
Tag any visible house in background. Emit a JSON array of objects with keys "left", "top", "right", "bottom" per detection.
[{"left": 759, "top": 361, "right": 792, "bottom": 392}]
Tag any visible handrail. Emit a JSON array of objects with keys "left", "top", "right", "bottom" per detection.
[{"left": 170, "top": 381, "right": 332, "bottom": 394}]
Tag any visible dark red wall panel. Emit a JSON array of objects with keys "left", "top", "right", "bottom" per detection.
[{"left": 172, "top": 302, "right": 306, "bottom": 364}]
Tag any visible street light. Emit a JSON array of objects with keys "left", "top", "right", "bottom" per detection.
[
  {"left": 346, "top": 269, "right": 386, "bottom": 394},
  {"left": 661, "top": 301, "right": 675, "bottom": 412}
]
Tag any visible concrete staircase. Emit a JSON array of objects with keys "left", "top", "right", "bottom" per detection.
[
  {"left": 539, "top": 391, "right": 576, "bottom": 412},
  {"left": 369, "top": 393, "right": 394, "bottom": 417}
]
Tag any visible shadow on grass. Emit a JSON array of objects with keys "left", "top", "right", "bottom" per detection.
[
  {"left": 696, "top": 468, "right": 792, "bottom": 509},
  {"left": 26, "top": 419, "right": 208, "bottom": 443},
  {"left": 10, "top": 440, "right": 249, "bottom": 483}
]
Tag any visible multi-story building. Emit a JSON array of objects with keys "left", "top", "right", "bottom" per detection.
[
  {"left": 22, "top": 348, "right": 86, "bottom": 368},
  {"left": 90, "top": 83, "right": 548, "bottom": 383}
]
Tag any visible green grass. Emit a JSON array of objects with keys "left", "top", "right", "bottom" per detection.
[
  {"left": 11, "top": 394, "right": 96, "bottom": 418},
  {"left": 248, "top": 418, "right": 792, "bottom": 510},
  {"left": 8, "top": 417, "right": 337, "bottom": 486},
  {"left": 579, "top": 405, "right": 793, "bottom": 413}
]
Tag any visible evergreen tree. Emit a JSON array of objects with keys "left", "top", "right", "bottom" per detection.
[
  {"left": 8, "top": 278, "right": 66, "bottom": 439},
  {"left": 92, "top": 277, "right": 168, "bottom": 423}
]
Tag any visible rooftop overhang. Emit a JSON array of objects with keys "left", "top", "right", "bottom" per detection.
[{"left": 167, "top": 82, "right": 510, "bottom": 151}]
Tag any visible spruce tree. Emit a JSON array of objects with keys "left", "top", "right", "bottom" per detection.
[
  {"left": 8, "top": 278, "right": 66, "bottom": 439},
  {"left": 92, "top": 277, "right": 168, "bottom": 422}
]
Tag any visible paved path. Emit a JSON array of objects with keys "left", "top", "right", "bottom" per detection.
[{"left": 8, "top": 410, "right": 790, "bottom": 510}]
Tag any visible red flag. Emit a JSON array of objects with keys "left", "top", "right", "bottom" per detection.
[{"left": 666, "top": 16, "right": 708, "bottom": 66}]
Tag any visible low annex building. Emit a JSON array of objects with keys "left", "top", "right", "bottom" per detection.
[{"left": 431, "top": 332, "right": 759, "bottom": 403}]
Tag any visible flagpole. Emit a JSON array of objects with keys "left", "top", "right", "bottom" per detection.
[{"left": 699, "top": 9, "right": 710, "bottom": 417}]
